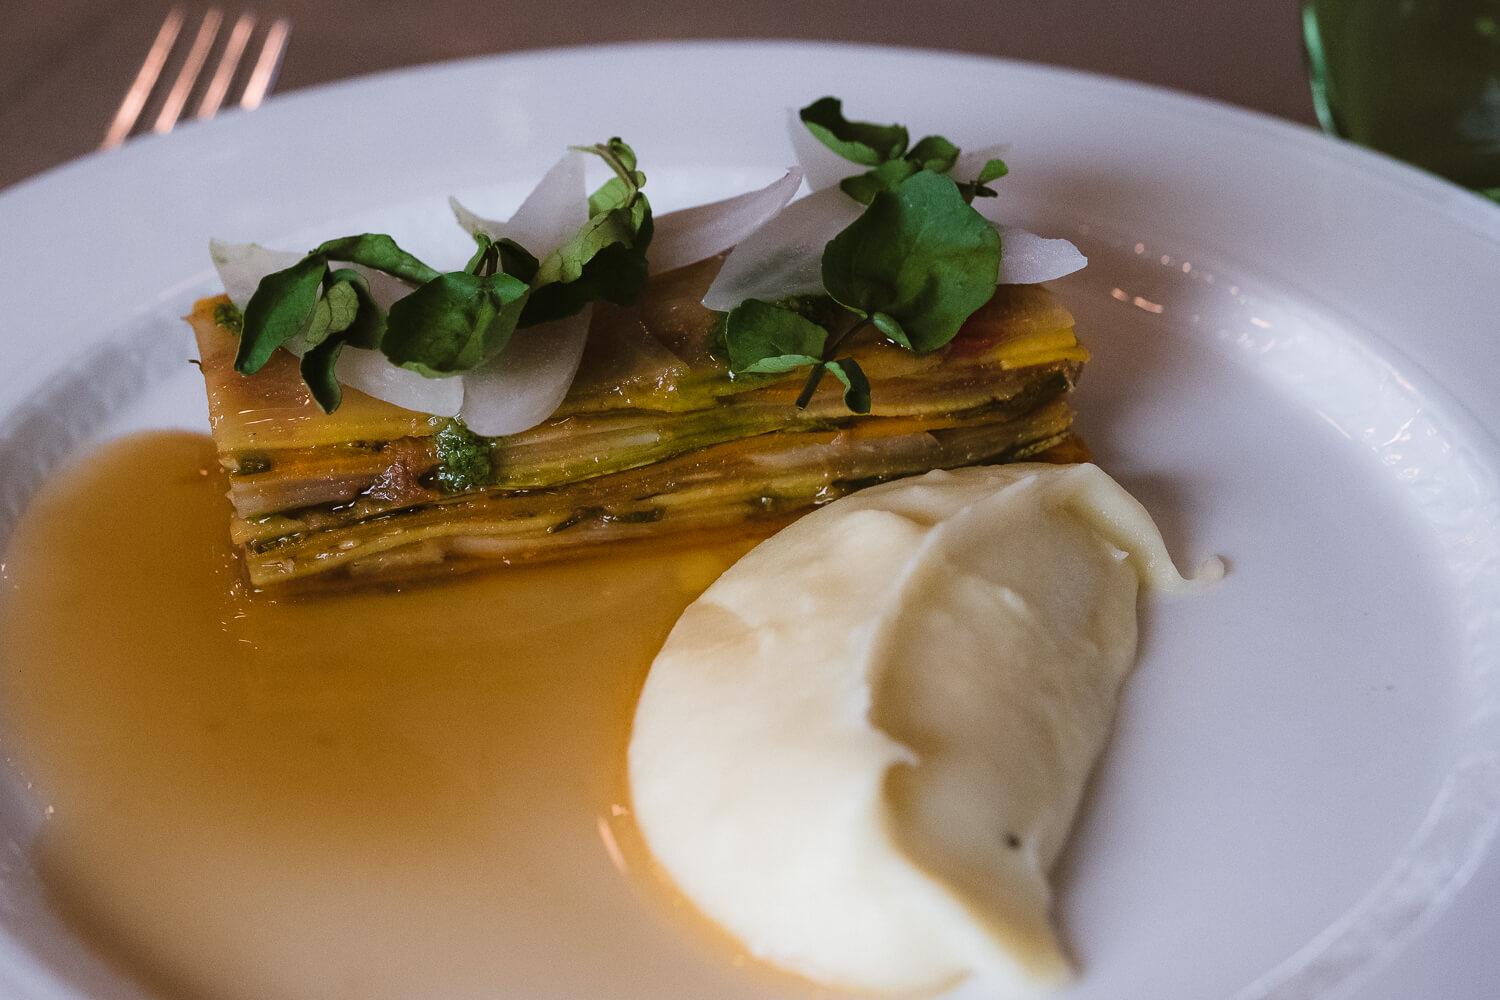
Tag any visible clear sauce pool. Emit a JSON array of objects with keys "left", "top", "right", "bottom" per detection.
[{"left": 0, "top": 431, "right": 792, "bottom": 1000}]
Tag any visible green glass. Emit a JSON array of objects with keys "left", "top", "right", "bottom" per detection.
[{"left": 1302, "top": 0, "right": 1500, "bottom": 194}]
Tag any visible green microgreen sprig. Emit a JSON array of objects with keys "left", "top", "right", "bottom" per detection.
[
  {"left": 721, "top": 98, "right": 1009, "bottom": 413},
  {"left": 230, "top": 139, "right": 652, "bottom": 413}
]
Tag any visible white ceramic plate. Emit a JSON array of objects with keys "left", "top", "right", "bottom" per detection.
[{"left": 1, "top": 41, "right": 1497, "bottom": 1000}]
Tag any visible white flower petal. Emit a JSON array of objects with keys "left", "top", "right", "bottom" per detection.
[
  {"left": 333, "top": 347, "right": 463, "bottom": 416},
  {"left": 458, "top": 309, "right": 591, "bottom": 436},
  {"left": 650, "top": 167, "right": 803, "bottom": 273},
  {"left": 210, "top": 238, "right": 416, "bottom": 311},
  {"left": 502, "top": 149, "right": 590, "bottom": 254},
  {"left": 446, "top": 151, "right": 592, "bottom": 434},
  {"left": 996, "top": 226, "right": 1088, "bottom": 285},
  {"left": 451, "top": 149, "right": 588, "bottom": 254},
  {"left": 209, "top": 239, "right": 304, "bottom": 307},
  {"left": 788, "top": 107, "right": 862, "bottom": 192},
  {"left": 357, "top": 267, "right": 414, "bottom": 310},
  {"left": 448, "top": 196, "right": 499, "bottom": 241},
  {"left": 700, "top": 186, "right": 862, "bottom": 311}
]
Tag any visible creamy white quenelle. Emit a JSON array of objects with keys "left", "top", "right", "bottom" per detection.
[{"left": 627, "top": 463, "right": 1221, "bottom": 995}]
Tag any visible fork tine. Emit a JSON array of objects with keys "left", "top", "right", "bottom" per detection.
[
  {"left": 101, "top": 8, "right": 288, "bottom": 151},
  {"left": 196, "top": 11, "right": 256, "bottom": 120},
  {"left": 100, "top": 7, "right": 186, "bottom": 150},
  {"left": 153, "top": 8, "right": 223, "bottom": 135},
  {"left": 240, "top": 17, "right": 291, "bottom": 111}
]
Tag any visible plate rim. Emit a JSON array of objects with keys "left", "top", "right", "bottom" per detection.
[{"left": 1, "top": 39, "right": 1498, "bottom": 1000}]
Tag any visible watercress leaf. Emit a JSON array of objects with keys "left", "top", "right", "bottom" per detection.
[
  {"left": 523, "top": 205, "right": 653, "bottom": 325},
  {"left": 295, "top": 275, "right": 386, "bottom": 413},
  {"left": 773, "top": 293, "right": 846, "bottom": 329},
  {"left": 522, "top": 238, "right": 646, "bottom": 325},
  {"left": 578, "top": 139, "right": 644, "bottom": 214},
  {"left": 870, "top": 311, "right": 912, "bottom": 350},
  {"left": 326, "top": 268, "right": 386, "bottom": 350},
  {"left": 321, "top": 280, "right": 361, "bottom": 340},
  {"left": 723, "top": 298, "right": 829, "bottom": 373},
  {"left": 300, "top": 337, "right": 346, "bottom": 413},
  {"left": 825, "top": 357, "right": 871, "bottom": 413},
  {"left": 297, "top": 295, "right": 334, "bottom": 356},
  {"left": 976, "top": 157, "right": 1009, "bottom": 184},
  {"left": 464, "top": 233, "right": 493, "bottom": 274},
  {"left": 495, "top": 238, "right": 540, "bottom": 283},
  {"left": 587, "top": 175, "right": 638, "bottom": 217},
  {"left": 467, "top": 233, "right": 543, "bottom": 283},
  {"left": 742, "top": 353, "right": 826, "bottom": 374},
  {"left": 236, "top": 253, "right": 328, "bottom": 374},
  {"left": 821, "top": 170, "right": 1001, "bottom": 353},
  {"left": 532, "top": 205, "right": 639, "bottom": 287},
  {"left": 576, "top": 137, "right": 639, "bottom": 180},
  {"left": 839, "top": 159, "right": 919, "bottom": 206},
  {"left": 521, "top": 138, "right": 652, "bottom": 326},
  {"left": 800, "top": 97, "right": 908, "bottom": 166},
  {"left": 907, "top": 134, "right": 960, "bottom": 173},
  {"left": 382, "top": 271, "right": 530, "bottom": 376},
  {"left": 313, "top": 234, "right": 440, "bottom": 285},
  {"left": 608, "top": 138, "right": 639, "bottom": 174},
  {"left": 956, "top": 158, "right": 1009, "bottom": 202}
]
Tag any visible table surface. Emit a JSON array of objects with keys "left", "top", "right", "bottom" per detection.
[
  {"left": 4, "top": 5, "right": 1497, "bottom": 1000},
  {"left": 2, "top": 0, "right": 1321, "bottom": 192}
]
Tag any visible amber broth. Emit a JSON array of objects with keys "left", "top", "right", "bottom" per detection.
[{"left": 0, "top": 431, "right": 794, "bottom": 1000}]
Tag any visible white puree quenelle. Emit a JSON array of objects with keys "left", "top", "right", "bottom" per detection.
[{"left": 627, "top": 463, "right": 1222, "bottom": 995}]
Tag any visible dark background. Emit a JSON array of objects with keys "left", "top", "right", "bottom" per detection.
[{"left": 1, "top": 0, "right": 1317, "bottom": 191}]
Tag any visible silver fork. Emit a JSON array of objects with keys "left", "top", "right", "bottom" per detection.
[{"left": 100, "top": 8, "right": 291, "bottom": 150}]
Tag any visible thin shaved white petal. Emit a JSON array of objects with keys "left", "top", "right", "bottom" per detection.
[
  {"left": 210, "top": 239, "right": 417, "bottom": 311},
  {"left": 352, "top": 266, "right": 413, "bottom": 310},
  {"left": 450, "top": 150, "right": 588, "bottom": 254},
  {"left": 459, "top": 309, "right": 591, "bottom": 436},
  {"left": 503, "top": 150, "right": 589, "bottom": 254},
  {"left": 650, "top": 167, "right": 804, "bottom": 273},
  {"left": 788, "top": 107, "right": 862, "bottom": 192},
  {"left": 209, "top": 239, "right": 304, "bottom": 307},
  {"left": 450, "top": 150, "right": 591, "bottom": 433},
  {"left": 421, "top": 151, "right": 593, "bottom": 426},
  {"left": 334, "top": 347, "right": 463, "bottom": 416},
  {"left": 997, "top": 226, "right": 1088, "bottom": 285},
  {"left": 701, "top": 186, "right": 862, "bottom": 311},
  {"left": 449, "top": 196, "right": 502, "bottom": 240}
]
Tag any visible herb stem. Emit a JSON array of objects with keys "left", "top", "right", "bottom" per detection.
[
  {"left": 577, "top": 141, "right": 642, "bottom": 208},
  {"left": 470, "top": 243, "right": 499, "bottom": 277},
  {"left": 794, "top": 364, "right": 826, "bottom": 408},
  {"left": 793, "top": 315, "right": 870, "bottom": 409},
  {"left": 823, "top": 315, "right": 870, "bottom": 358}
]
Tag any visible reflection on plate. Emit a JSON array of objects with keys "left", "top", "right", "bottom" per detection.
[{"left": 0, "top": 41, "right": 1498, "bottom": 1000}]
